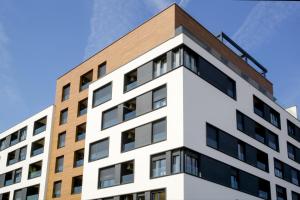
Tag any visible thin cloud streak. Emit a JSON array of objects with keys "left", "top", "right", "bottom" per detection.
[{"left": 233, "top": 1, "right": 300, "bottom": 51}]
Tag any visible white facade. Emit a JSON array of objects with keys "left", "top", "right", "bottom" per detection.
[
  {"left": 0, "top": 106, "right": 54, "bottom": 200},
  {"left": 82, "top": 32, "right": 300, "bottom": 200}
]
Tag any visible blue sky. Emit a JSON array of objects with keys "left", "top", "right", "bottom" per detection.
[{"left": 0, "top": 0, "right": 299, "bottom": 132}]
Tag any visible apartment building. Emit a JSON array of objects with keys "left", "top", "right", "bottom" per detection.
[
  {"left": 1, "top": 3, "right": 300, "bottom": 200},
  {"left": 0, "top": 106, "right": 53, "bottom": 200}
]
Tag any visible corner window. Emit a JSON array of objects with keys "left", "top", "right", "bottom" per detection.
[
  {"left": 99, "top": 166, "right": 115, "bottom": 188},
  {"left": 55, "top": 156, "right": 64, "bottom": 173},
  {"left": 57, "top": 132, "right": 66, "bottom": 149},
  {"left": 31, "top": 138, "right": 44, "bottom": 156},
  {"left": 151, "top": 154, "right": 166, "bottom": 178},
  {"left": 152, "top": 85, "right": 167, "bottom": 110},
  {"left": 172, "top": 48, "right": 182, "bottom": 68},
  {"left": 76, "top": 123, "right": 86, "bottom": 142},
  {"left": 78, "top": 98, "right": 88, "bottom": 116},
  {"left": 89, "top": 138, "right": 109, "bottom": 162},
  {"left": 184, "top": 48, "right": 198, "bottom": 73},
  {"left": 62, "top": 83, "right": 70, "bottom": 101},
  {"left": 153, "top": 55, "right": 167, "bottom": 78},
  {"left": 172, "top": 151, "right": 181, "bottom": 174},
  {"left": 92, "top": 82, "right": 112, "bottom": 107},
  {"left": 28, "top": 161, "right": 42, "bottom": 179},
  {"left": 152, "top": 118, "right": 166, "bottom": 143},
  {"left": 74, "top": 149, "right": 84, "bottom": 168},
  {"left": 121, "top": 129, "right": 135, "bottom": 152},
  {"left": 71, "top": 176, "right": 82, "bottom": 194},
  {"left": 121, "top": 161, "right": 134, "bottom": 184},
  {"left": 124, "top": 69, "right": 137, "bottom": 92},
  {"left": 184, "top": 151, "right": 199, "bottom": 176},
  {"left": 59, "top": 108, "right": 68, "bottom": 125},
  {"left": 33, "top": 117, "right": 47, "bottom": 135},
  {"left": 102, "top": 107, "right": 118, "bottom": 129},
  {"left": 80, "top": 70, "right": 93, "bottom": 91},
  {"left": 53, "top": 181, "right": 62, "bottom": 198},
  {"left": 98, "top": 62, "right": 106, "bottom": 79},
  {"left": 123, "top": 99, "right": 136, "bottom": 121}
]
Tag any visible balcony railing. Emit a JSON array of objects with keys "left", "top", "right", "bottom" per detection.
[
  {"left": 125, "top": 81, "right": 137, "bottom": 92},
  {"left": 33, "top": 126, "right": 46, "bottom": 135},
  {"left": 124, "top": 111, "right": 136, "bottom": 121},
  {"left": 26, "top": 194, "right": 39, "bottom": 200},
  {"left": 29, "top": 171, "right": 41, "bottom": 179},
  {"left": 31, "top": 148, "right": 44, "bottom": 156},
  {"left": 121, "top": 174, "right": 133, "bottom": 184},
  {"left": 122, "top": 142, "right": 135, "bottom": 152}
]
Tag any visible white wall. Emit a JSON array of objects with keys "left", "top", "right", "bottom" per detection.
[{"left": 0, "top": 106, "right": 54, "bottom": 200}]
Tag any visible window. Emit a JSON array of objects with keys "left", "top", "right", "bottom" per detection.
[
  {"left": 257, "top": 152, "right": 268, "bottom": 171},
  {"left": 274, "top": 159, "right": 283, "bottom": 178},
  {"left": 276, "top": 185, "right": 287, "bottom": 200},
  {"left": 152, "top": 119, "right": 166, "bottom": 143},
  {"left": 120, "top": 195, "right": 134, "bottom": 200},
  {"left": 268, "top": 133, "right": 279, "bottom": 151},
  {"left": 0, "top": 138, "right": 6, "bottom": 150},
  {"left": 184, "top": 152, "right": 199, "bottom": 176},
  {"left": 98, "top": 62, "right": 106, "bottom": 78},
  {"left": 137, "top": 193, "right": 145, "bottom": 200},
  {"left": 4, "top": 171, "right": 13, "bottom": 186},
  {"left": 236, "top": 112, "right": 245, "bottom": 131},
  {"left": 59, "top": 108, "right": 68, "bottom": 125},
  {"left": 270, "top": 110, "right": 280, "bottom": 128},
  {"left": 62, "top": 83, "right": 70, "bottom": 101},
  {"left": 4, "top": 168, "right": 22, "bottom": 186},
  {"left": 258, "top": 180, "right": 270, "bottom": 200},
  {"left": 89, "top": 138, "right": 109, "bottom": 161},
  {"left": 288, "top": 143, "right": 296, "bottom": 160},
  {"left": 78, "top": 98, "right": 88, "bottom": 116},
  {"left": 7, "top": 146, "right": 26, "bottom": 166},
  {"left": 172, "top": 48, "right": 182, "bottom": 68},
  {"left": 14, "top": 169, "right": 22, "bottom": 184},
  {"left": 57, "top": 132, "right": 66, "bottom": 148},
  {"left": 237, "top": 142, "right": 245, "bottom": 161},
  {"left": 288, "top": 120, "right": 297, "bottom": 136},
  {"left": 28, "top": 161, "right": 42, "bottom": 179},
  {"left": 121, "top": 129, "right": 135, "bottom": 152},
  {"left": 102, "top": 107, "right": 118, "bottom": 129},
  {"left": 7, "top": 150, "right": 16, "bottom": 166},
  {"left": 172, "top": 152, "right": 181, "bottom": 174},
  {"left": 33, "top": 116, "right": 47, "bottom": 135},
  {"left": 151, "top": 190, "right": 166, "bottom": 200},
  {"left": 74, "top": 149, "right": 84, "bottom": 168},
  {"left": 121, "top": 161, "right": 134, "bottom": 184},
  {"left": 10, "top": 132, "right": 18, "bottom": 146},
  {"left": 124, "top": 69, "right": 137, "bottom": 92},
  {"left": 31, "top": 138, "right": 44, "bottom": 156},
  {"left": 123, "top": 99, "right": 136, "bottom": 121},
  {"left": 26, "top": 185, "right": 39, "bottom": 200},
  {"left": 99, "top": 166, "right": 115, "bottom": 188},
  {"left": 19, "top": 127, "right": 27, "bottom": 141},
  {"left": 255, "top": 125, "right": 266, "bottom": 143},
  {"left": 55, "top": 156, "right": 64, "bottom": 173},
  {"left": 207, "top": 125, "right": 218, "bottom": 149},
  {"left": 76, "top": 123, "right": 86, "bottom": 142},
  {"left": 1, "top": 192, "right": 9, "bottom": 200},
  {"left": 19, "top": 146, "right": 27, "bottom": 161},
  {"left": 151, "top": 154, "right": 166, "bottom": 178},
  {"left": 152, "top": 86, "right": 167, "bottom": 109},
  {"left": 254, "top": 96, "right": 264, "bottom": 117},
  {"left": 92, "top": 83, "right": 112, "bottom": 107},
  {"left": 292, "top": 191, "right": 300, "bottom": 200},
  {"left": 153, "top": 55, "right": 167, "bottom": 78},
  {"left": 13, "top": 190, "right": 22, "bottom": 200},
  {"left": 184, "top": 48, "right": 197, "bottom": 73},
  {"left": 80, "top": 70, "right": 93, "bottom": 91},
  {"left": 53, "top": 181, "right": 62, "bottom": 198},
  {"left": 230, "top": 168, "right": 239, "bottom": 190},
  {"left": 291, "top": 169, "right": 299, "bottom": 185},
  {"left": 71, "top": 176, "right": 82, "bottom": 194}
]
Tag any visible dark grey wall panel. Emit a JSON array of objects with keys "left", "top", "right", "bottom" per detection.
[
  {"left": 115, "top": 164, "right": 121, "bottom": 186},
  {"left": 245, "top": 145, "right": 257, "bottom": 166},
  {"left": 136, "top": 92, "right": 152, "bottom": 116},
  {"left": 239, "top": 171, "right": 258, "bottom": 196},
  {"left": 219, "top": 132, "right": 237, "bottom": 158},
  {"left": 0, "top": 174, "right": 4, "bottom": 188},
  {"left": 166, "top": 51, "right": 173, "bottom": 71},
  {"left": 117, "top": 105, "right": 124, "bottom": 124},
  {"left": 135, "top": 124, "right": 151, "bottom": 148},
  {"left": 166, "top": 151, "right": 172, "bottom": 176},
  {"left": 137, "top": 62, "right": 153, "bottom": 85}
]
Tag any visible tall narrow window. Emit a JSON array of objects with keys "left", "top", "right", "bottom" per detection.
[
  {"left": 71, "top": 176, "right": 82, "bottom": 194},
  {"left": 57, "top": 132, "right": 66, "bottom": 149},
  {"left": 151, "top": 154, "right": 166, "bottom": 178},
  {"left": 237, "top": 142, "right": 245, "bottom": 161},
  {"left": 74, "top": 149, "right": 84, "bottom": 168},
  {"left": 121, "top": 161, "right": 134, "bottom": 184},
  {"left": 14, "top": 168, "right": 22, "bottom": 183},
  {"left": 184, "top": 48, "right": 197, "bottom": 73},
  {"left": 230, "top": 168, "right": 239, "bottom": 189},
  {"left": 20, "top": 127, "right": 27, "bottom": 141},
  {"left": 53, "top": 181, "right": 62, "bottom": 198},
  {"left": 276, "top": 185, "right": 287, "bottom": 200},
  {"left": 268, "top": 133, "right": 279, "bottom": 151},
  {"left": 80, "top": 70, "right": 93, "bottom": 91},
  {"left": 291, "top": 169, "right": 299, "bottom": 185},
  {"left": 254, "top": 96, "right": 264, "bottom": 117},
  {"left": 152, "top": 118, "right": 166, "bottom": 143},
  {"left": 76, "top": 123, "right": 86, "bottom": 142},
  {"left": 92, "top": 82, "right": 112, "bottom": 107},
  {"left": 62, "top": 83, "right": 70, "bottom": 101},
  {"left": 89, "top": 138, "right": 109, "bottom": 161},
  {"left": 274, "top": 159, "right": 283, "bottom": 178},
  {"left": 152, "top": 86, "right": 167, "bottom": 110},
  {"left": 33, "top": 116, "right": 47, "bottom": 135},
  {"left": 206, "top": 124, "right": 218, "bottom": 149},
  {"left": 153, "top": 55, "right": 167, "bottom": 78},
  {"left": 172, "top": 48, "right": 182, "bottom": 68},
  {"left": 78, "top": 98, "right": 88, "bottom": 116},
  {"left": 55, "top": 156, "right": 64, "bottom": 173},
  {"left": 287, "top": 143, "right": 296, "bottom": 160},
  {"left": 124, "top": 69, "right": 137, "bottom": 92},
  {"left": 102, "top": 107, "right": 118, "bottom": 129},
  {"left": 19, "top": 146, "right": 27, "bottom": 161},
  {"left": 60, "top": 108, "right": 68, "bottom": 125},
  {"left": 98, "top": 62, "right": 106, "bottom": 79},
  {"left": 236, "top": 112, "right": 245, "bottom": 131},
  {"left": 270, "top": 110, "right": 280, "bottom": 128},
  {"left": 258, "top": 180, "right": 270, "bottom": 200},
  {"left": 287, "top": 120, "right": 296, "bottom": 137},
  {"left": 255, "top": 125, "right": 266, "bottom": 144},
  {"left": 172, "top": 152, "right": 181, "bottom": 174}
]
